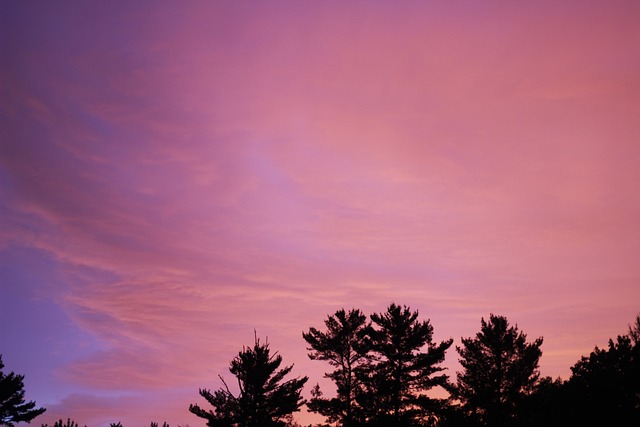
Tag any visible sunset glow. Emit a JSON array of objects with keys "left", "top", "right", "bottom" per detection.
[{"left": 1, "top": 1, "right": 639, "bottom": 426}]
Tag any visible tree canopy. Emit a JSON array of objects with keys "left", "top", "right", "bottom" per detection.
[
  {"left": 7, "top": 308, "right": 640, "bottom": 427},
  {"left": 362, "top": 304, "right": 453, "bottom": 427},
  {"left": 189, "top": 336, "right": 308, "bottom": 427},
  {"left": 303, "top": 308, "right": 371, "bottom": 427},
  {"left": 41, "top": 418, "right": 88, "bottom": 427},
  {"left": 451, "top": 314, "right": 542, "bottom": 427},
  {"left": 562, "top": 315, "right": 640, "bottom": 427},
  {"left": 0, "top": 355, "right": 46, "bottom": 427},
  {"left": 304, "top": 304, "right": 453, "bottom": 427}
]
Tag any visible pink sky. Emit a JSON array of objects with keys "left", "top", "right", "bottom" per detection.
[{"left": 1, "top": 1, "right": 639, "bottom": 426}]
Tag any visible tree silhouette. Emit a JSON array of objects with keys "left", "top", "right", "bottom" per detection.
[
  {"left": 629, "top": 313, "right": 640, "bottom": 345},
  {"left": 361, "top": 303, "right": 453, "bottom": 427},
  {"left": 41, "top": 419, "right": 87, "bottom": 427},
  {"left": 452, "top": 314, "right": 542, "bottom": 427},
  {"left": 189, "top": 336, "right": 308, "bottom": 427},
  {"left": 0, "top": 355, "right": 46, "bottom": 426},
  {"left": 303, "top": 308, "right": 371, "bottom": 427},
  {"left": 515, "top": 376, "right": 568, "bottom": 427},
  {"left": 562, "top": 313, "right": 640, "bottom": 426}
]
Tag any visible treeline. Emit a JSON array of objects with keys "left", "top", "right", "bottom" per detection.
[{"left": 1, "top": 304, "right": 639, "bottom": 427}]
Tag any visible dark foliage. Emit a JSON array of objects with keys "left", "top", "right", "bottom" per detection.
[
  {"left": 515, "top": 376, "right": 568, "bottom": 427},
  {"left": 303, "top": 308, "right": 371, "bottom": 427},
  {"left": 560, "top": 315, "right": 640, "bottom": 427},
  {"left": 0, "top": 355, "right": 46, "bottom": 426},
  {"left": 42, "top": 419, "right": 87, "bottom": 427},
  {"left": 361, "top": 303, "right": 453, "bottom": 427},
  {"left": 450, "top": 314, "right": 542, "bottom": 427},
  {"left": 189, "top": 336, "right": 308, "bottom": 427},
  {"left": 11, "top": 309, "right": 640, "bottom": 427}
]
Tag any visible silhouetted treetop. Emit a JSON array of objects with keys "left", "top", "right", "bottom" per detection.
[
  {"left": 190, "top": 336, "right": 308, "bottom": 427},
  {"left": 303, "top": 308, "right": 371, "bottom": 427},
  {"left": 452, "top": 314, "right": 542, "bottom": 427},
  {"left": 564, "top": 314, "right": 640, "bottom": 427},
  {"left": 41, "top": 419, "right": 87, "bottom": 427},
  {"left": 361, "top": 303, "right": 453, "bottom": 427},
  {"left": 0, "top": 355, "right": 46, "bottom": 427}
]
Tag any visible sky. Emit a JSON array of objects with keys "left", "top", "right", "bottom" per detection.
[{"left": 1, "top": 1, "right": 639, "bottom": 426}]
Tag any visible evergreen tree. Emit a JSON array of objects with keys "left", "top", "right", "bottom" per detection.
[
  {"left": 362, "top": 303, "right": 453, "bottom": 427},
  {"left": 452, "top": 314, "right": 542, "bottom": 427},
  {"left": 515, "top": 376, "right": 568, "bottom": 427},
  {"left": 563, "top": 314, "right": 640, "bottom": 427},
  {"left": 303, "top": 308, "right": 371, "bottom": 427},
  {"left": 0, "top": 355, "right": 46, "bottom": 426},
  {"left": 190, "top": 336, "right": 308, "bottom": 427}
]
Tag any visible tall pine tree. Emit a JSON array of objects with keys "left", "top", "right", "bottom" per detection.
[
  {"left": 453, "top": 314, "right": 542, "bottom": 427},
  {"left": 303, "top": 308, "right": 371, "bottom": 427},
  {"left": 190, "top": 336, "right": 308, "bottom": 427},
  {"left": 363, "top": 304, "right": 453, "bottom": 427}
]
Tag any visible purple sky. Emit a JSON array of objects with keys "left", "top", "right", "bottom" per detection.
[{"left": 2, "top": 1, "right": 640, "bottom": 426}]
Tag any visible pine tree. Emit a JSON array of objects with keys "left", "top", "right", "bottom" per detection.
[
  {"left": 0, "top": 355, "right": 46, "bottom": 426},
  {"left": 303, "top": 308, "right": 371, "bottom": 427},
  {"left": 190, "top": 336, "right": 308, "bottom": 427},
  {"left": 564, "top": 313, "right": 640, "bottom": 427},
  {"left": 453, "top": 314, "right": 542, "bottom": 427},
  {"left": 363, "top": 303, "right": 453, "bottom": 427}
]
